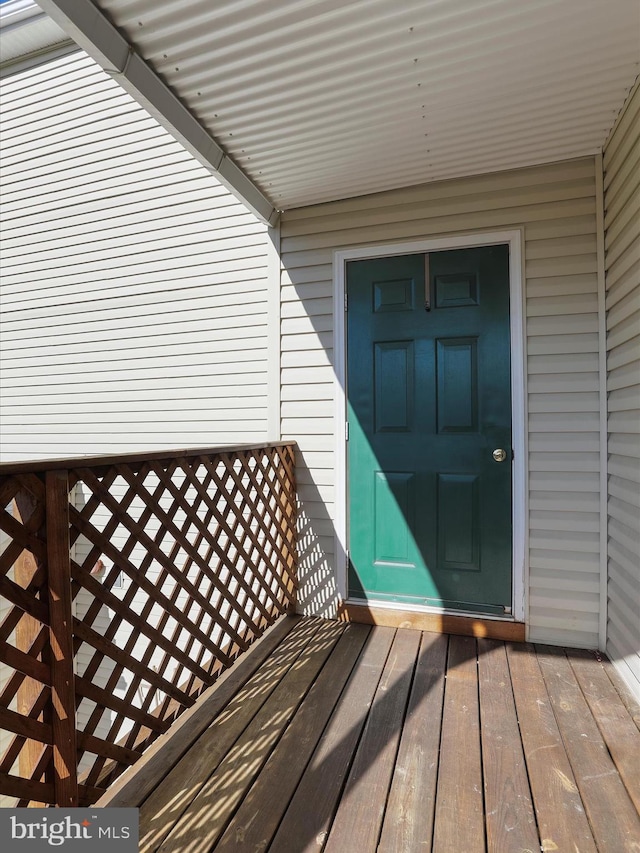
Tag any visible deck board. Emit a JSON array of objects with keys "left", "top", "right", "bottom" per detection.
[
  {"left": 158, "top": 618, "right": 345, "bottom": 853},
  {"left": 569, "top": 648, "right": 640, "bottom": 813},
  {"left": 101, "top": 614, "right": 302, "bottom": 811},
  {"left": 324, "top": 628, "right": 421, "bottom": 853},
  {"left": 433, "top": 634, "right": 485, "bottom": 853},
  {"left": 215, "top": 623, "right": 370, "bottom": 852},
  {"left": 123, "top": 615, "right": 640, "bottom": 852},
  {"left": 506, "top": 642, "right": 598, "bottom": 853},
  {"left": 269, "top": 624, "right": 393, "bottom": 853},
  {"left": 536, "top": 645, "right": 640, "bottom": 852},
  {"left": 600, "top": 654, "right": 640, "bottom": 731},
  {"left": 139, "top": 615, "right": 319, "bottom": 852},
  {"left": 377, "top": 632, "right": 447, "bottom": 852},
  {"left": 478, "top": 638, "right": 538, "bottom": 852}
]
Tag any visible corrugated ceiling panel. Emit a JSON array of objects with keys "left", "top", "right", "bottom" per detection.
[
  {"left": 0, "top": 2, "right": 71, "bottom": 67},
  {"left": 92, "top": 0, "right": 640, "bottom": 209},
  {"left": 0, "top": 16, "right": 68, "bottom": 61}
]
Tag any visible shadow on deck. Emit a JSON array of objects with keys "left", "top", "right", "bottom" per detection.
[{"left": 100, "top": 615, "right": 640, "bottom": 853}]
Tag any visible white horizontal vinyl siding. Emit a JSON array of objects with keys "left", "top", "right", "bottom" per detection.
[
  {"left": 281, "top": 158, "right": 602, "bottom": 646},
  {"left": 0, "top": 51, "right": 270, "bottom": 461},
  {"left": 603, "top": 80, "right": 640, "bottom": 699}
]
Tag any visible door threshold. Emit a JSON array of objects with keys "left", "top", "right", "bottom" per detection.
[{"left": 338, "top": 599, "right": 526, "bottom": 642}]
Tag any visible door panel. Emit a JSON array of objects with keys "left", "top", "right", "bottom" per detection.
[
  {"left": 347, "top": 245, "right": 512, "bottom": 613},
  {"left": 373, "top": 471, "right": 415, "bottom": 564},
  {"left": 437, "top": 473, "right": 480, "bottom": 571},
  {"left": 374, "top": 341, "right": 414, "bottom": 432},
  {"left": 436, "top": 337, "right": 478, "bottom": 432}
]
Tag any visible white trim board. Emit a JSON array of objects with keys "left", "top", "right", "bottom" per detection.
[
  {"left": 267, "top": 223, "right": 282, "bottom": 442},
  {"left": 595, "top": 153, "right": 609, "bottom": 653},
  {"left": 333, "top": 230, "right": 528, "bottom": 623}
]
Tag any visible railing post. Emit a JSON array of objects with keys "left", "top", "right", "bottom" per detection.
[
  {"left": 13, "top": 492, "right": 47, "bottom": 805},
  {"left": 279, "top": 445, "right": 298, "bottom": 611},
  {"left": 45, "top": 470, "right": 78, "bottom": 807}
]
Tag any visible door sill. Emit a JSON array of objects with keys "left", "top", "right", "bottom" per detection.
[{"left": 338, "top": 599, "right": 526, "bottom": 642}]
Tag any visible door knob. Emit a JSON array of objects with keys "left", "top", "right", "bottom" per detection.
[{"left": 492, "top": 448, "right": 508, "bottom": 462}]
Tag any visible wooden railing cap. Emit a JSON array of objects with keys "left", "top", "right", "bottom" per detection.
[{"left": 0, "top": 441, "right": 297, "bottom": 475}]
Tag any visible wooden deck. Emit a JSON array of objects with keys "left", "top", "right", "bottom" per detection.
[{"left": 102, "top": 615, "right": 640, "bottom": 852}]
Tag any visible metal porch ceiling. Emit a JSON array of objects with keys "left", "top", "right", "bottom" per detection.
[
  {"left": 34, "top": 1, "right": 640, "bottom": 215},
  {"left": 0, "top": 0, "right": 73, "bottom": 72}
]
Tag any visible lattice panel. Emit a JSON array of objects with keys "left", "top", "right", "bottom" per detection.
[
  {"left": 0, "top": 444, "right": 297, "bottom": 806},
  {"left": 0, "top": 473, "right": 54, "bottom": 807}
]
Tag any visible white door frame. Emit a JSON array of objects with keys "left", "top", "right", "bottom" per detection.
[{"left": 333, "top": 229, "right": 527, "bottom": 622}]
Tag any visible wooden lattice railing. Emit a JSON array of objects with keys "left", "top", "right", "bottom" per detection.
[{"left": 0, "top": 443, "right": 297, "bottom": 807}]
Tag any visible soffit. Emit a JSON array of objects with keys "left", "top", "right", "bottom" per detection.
[{"left": 28, "top": 1, "right": 640, "bottom": 209}]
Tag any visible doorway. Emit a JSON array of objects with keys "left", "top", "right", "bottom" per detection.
[{"left": 337, "top": 234, "right": 525, "bottom": 618}]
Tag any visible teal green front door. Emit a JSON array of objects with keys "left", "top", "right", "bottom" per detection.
[{"left": 347, "top": 245, "right": 512, "bottom": 614}]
